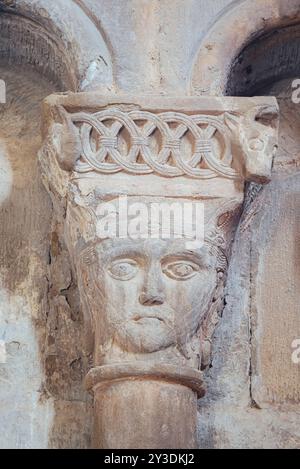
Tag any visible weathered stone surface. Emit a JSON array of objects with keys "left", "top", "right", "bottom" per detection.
[
  {"left": 48, "top": 400, "right": 92, "bottom": 449},
  {"left": 197, "top": 406, "right": 300, "bottom": 449},
  {"left": 0, "top": 65, "right": 56, "bottom": 449},
  {"left": 250, "top": 82, "right": 300, "bottom": 407}
]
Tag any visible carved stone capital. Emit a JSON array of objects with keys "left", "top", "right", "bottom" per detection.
[{"left": 39, "top": 94, "right": 278, "bottom": 448}]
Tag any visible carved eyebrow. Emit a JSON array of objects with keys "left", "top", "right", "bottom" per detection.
[
  {"left": 161, "top": 250, "right": 207, "bottom": 264},
  {"left": 101, "top": 246, "right": 145, "bottom": 262}
]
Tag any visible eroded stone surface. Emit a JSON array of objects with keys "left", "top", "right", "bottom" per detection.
[{"left": 0, "top": 65, "right": 55, "bottom": 449}]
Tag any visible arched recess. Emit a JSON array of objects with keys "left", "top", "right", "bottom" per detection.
[
  {"left": 191, "top": 1, "right": 300, "bottom": 447},
  {"left": 191, "top": 0, "right": 300, "bottom": 96},
  {"left": 0, "top": 0, "right": 113, "bottom": 91}
]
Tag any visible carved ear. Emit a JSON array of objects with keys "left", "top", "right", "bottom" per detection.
[
  {"left": 206, "top": 199, "right": 241, "bottom": 234},
  {"left": 217, "top": 210, "right": 232, "bottom": 230}
]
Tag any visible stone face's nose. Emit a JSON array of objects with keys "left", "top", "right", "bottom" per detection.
[{"left": 139, "top": 291, "right": 165, "bottom": 306}]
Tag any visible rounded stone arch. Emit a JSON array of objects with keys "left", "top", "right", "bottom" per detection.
[
  {"left": 0, "top": 0, "right": 113, "bottom": 91},
  {"left": 191, "top": 0, "right": 300, "bottom": 96}
]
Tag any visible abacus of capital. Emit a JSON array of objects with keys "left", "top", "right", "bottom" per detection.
[{"left": 39, "top": 94, "right": 279, "bottom": 449}]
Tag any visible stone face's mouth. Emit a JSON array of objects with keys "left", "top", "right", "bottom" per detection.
[
  {"left": 132, "top": 315, "right": 164, "bottom": 323},
  {"left": 130, "top": 308, "right": 175, "bottom": 329}
]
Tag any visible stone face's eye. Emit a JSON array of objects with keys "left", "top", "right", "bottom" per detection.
[
  {"left": 162, "top": 261, "right": 199, "bottom": 280},
  {"left": 108, "top": 260, "right": 138, "bottom": 280}
]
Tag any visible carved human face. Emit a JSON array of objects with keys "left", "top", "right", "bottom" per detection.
[{"left": 79, "top": 237, "right": 218, "bottom": 358}]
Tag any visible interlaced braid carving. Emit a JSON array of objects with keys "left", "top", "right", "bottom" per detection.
[{"left": 70, "top": 109, "right": 239, "bottom": 179}]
